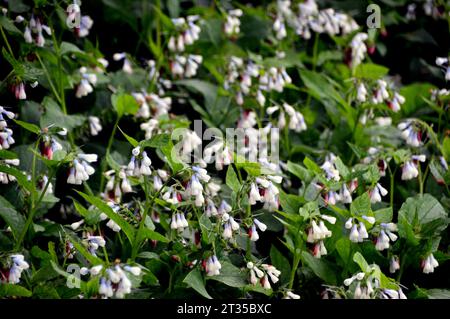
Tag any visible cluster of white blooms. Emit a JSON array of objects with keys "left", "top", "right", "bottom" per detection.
[
  {"left": 266, "top": 103, "right": 307, "bottom": 133},
  {"left": 321, "top": 153, "right": 340, "bottom": 181},
  {"left": 170, "top": 54, "right": 203, "bottom": 78},
  {"left": 178, "top": 130, "right": 202, "bottom": 159},
  {"left": 3, "top": 254, "right": 29, "bottom": 284},
  {"left": 224, "top": 9, "right": 243, "bottom": 37},
  {"left": 247, "top": 262, "right": 280, "bottom": 289},
  {"left": 66, "top": 3, "right": 93, "bottom": 38},
  {"left": 85, "top": 235, "right": 106, "bottom": 256},
  {"left": 168, "top": 16, "right": 201, "bottom": 52},
  {"left": 170, "top": 213, "right": 189, "bottom": 231},
  {"left": 273, "top": 0, "right": 358, "bottom": 40},
  {"left": 67, "top": 153, "right": 98, "bottom": 185},
  {"left": 127, "top": 146, "right": 152, "bottom": 178},
  {"left": 103, "top": 168, "right": 133, "bottom": 202},
  {"left": 436, "top": 57, "right": 450, "bottom": 81},
  {"left": 398, "top": 120, "right": 422, "bottom": 147},
  {"left": 248, "top": 218, "right": 267, "bottom": 242},
  {"left": 76, "top": 67, "right": 97, "bottom": 98},
  {"left": 204, "top": 255, "right": 221, "bottom": 276},
  {"left": 23, "top": 15, "right": 52, "bottom": 47},
  {"left": 401, "top": 154, "right": 426, "bottom": 180},
  {"left": 307, "top": 215, "right": 336, "bottom": 258},
  {"left": 152, "top": 169, "right": 169, "bottom": 191},
  {"left": 0, "top": 106, "right": 15, "bottom": 150},
  {"left": 345, "top": 216, "right": 375, "bottom": 243},
  {"left": 40, "top": 134, "right": 63, "bottom": 160},
  {"left": 184, "top": 166, "right": 211, "bottom": 206},
  {"left": 0, "top": 158, "right": 19, "bottom": 184},
  {"left": 343, "top": 269, "right": 407, "bottom": 299},
  {"left": 431, "top": 88, "right": 449, "bottom": 102},
  {"left": 80, "top": 264, "right": 140, "bottom": 299},
  {"left": 422, "top": 253, "right": 439, "bottom": 274},
  {"left": 350, "top": 33, "right": 368, "bottom": 68},
  {"left": 375, "top": 223, "right": 398, "bottom": 251},
  {"left": 221, "top": 212, "right": 240, "bottom": 240},
  {"left": 133, "top": 91, "right": 172, "bottom": 119},
  {"left": 203, "top": 139, "right": 233, "bottom": 171},
  {"left": 105, "top": 202, "right": 121, "bottom": 232},
  {"left": 113, "top": 52, "right": 133, "bottom": 74},
  {"left": 140, "top": 118, "right": 160, "bottom": 139},
  {"left": 88, "top": 116, "right": 103, "bottom": 136},
  {"left": 424, "top": 0, "right": 446, "bottom": 19},
  {"left": 248, "top": 175, "right": 281, "bottom": 212},
  {"left": 371, "top": 79, "right": 389, "bottom": 104},
  {"left": 369, "top": 183, "right": 388, "bottom": 204}
]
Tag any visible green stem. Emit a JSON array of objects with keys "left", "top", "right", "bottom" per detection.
[
  {"left": 288, "top": 253, "right": 300, "bottom": 290},
  {"left": 0, "top": 25, "right": 14, "bottom": 58},
  {"left": 36, "top": 52, "right": 63, "bottom": 105},
  {"left": 312, "top": 33, "right": 319, "bottom": 72},
  {"left": 15, "top": 166, "right": 58, "bottom": 250},
  {"left": 99, "top": 116, "right": 120, "bottom": 192}
]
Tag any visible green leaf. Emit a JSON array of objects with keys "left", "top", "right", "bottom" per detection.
[
  {"left": 183, "top": 268, "right": 212, "bottom": 299},
  {"left": 0, "top": 149, "right": 18, "bottom": 160},
  {"left": 374, "top": 207, "right": 393, "bottom": 223},
  {"left": 60, "top": 42, "right": 83, "bottom": 55},
  {"left": 118, "top": 126, "right": 139, "bottom": 147},
  {"left": 72, "top": 199, "right": 102, "bottom": 225},
  {"left": 279, "top": 190, "right": 304, "bottom": 215},
  {"left": 398, "top": 194, "right": 449, "bottom": 245},
  {"left": 0, "top": 195, "right": 25, "bottom": 240},
  {"left": 226, "top": 166, "right": 241, "bottom": 193},
  {"left": 0, "top": 284, "right": 32, "bottom": 297},
  {"left": 13, "top": 119, "right": 41, "bottom": 134},
  {"left": 112, "top": 93, "right": 139, "bottom": 118},
  {"left": 443, "top": 137, "right": 450, "bottom": 162},
  {"left": 303, "top": 157, "right": 321, "bottom": 174},
  {"left": 424, "top": 289, "right": 450, "bottom": 299},
  {"left": 40, "top": 97, "right": 85, "bottom": 132},
  {"left": 208, "top": 261, "right": 247, "bottom": 288},
  {"left": 354, "top": 63, "right": 389, "bottom": 80},
  {"left": 198, "top": 213, "right": 213, "bottom": 244},
  {"left": 287, "top": 161, "right": 312, "bottom": 182},
  {"left": 140, "top": 134, "right": 170, "bottom": 148},
  {"left": 353, "top": 252, "right": 369, "bottom": 272},
  {"left": 0, "top": 16, "right": 22, "bottom": 34},
  {"left": 301, "top": 251, "right": 337, "bottom": 284},
  {"left": 350, "top": 193, "right": 371, "bottom": 217},
  {"left": 76, "top": 191, "right": 136, "bottom": 244},
  {"left": 139, "top": 228, "right": 169, "bottom": 243}
]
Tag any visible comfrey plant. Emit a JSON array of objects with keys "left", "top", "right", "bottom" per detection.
[{"left": 0, "top": 0, "right": 449, "bottom": 300}]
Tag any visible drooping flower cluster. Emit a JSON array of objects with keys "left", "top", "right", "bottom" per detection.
[
  {"left": 103, "top": 168, "right": 133, "bottom": 202},
  {"left": 224, "top": 9, "right": 243, "bottom": 37},
  {"left": 76, "top": 67, "right": 97, "bottom": 98},
  {"left": 23, "top": 15, "right": 52, "bottom": 47},
  {"left": 398, "top": 120, "right": 422, "bottom": 147},
  {"left": 204, "top": 255, "right": 222, "bottom": 276},
  {"left": 273, "top": 0, "right": 358, "bottom": 41},
  {"left": 247, "top": 262, "right": 281, "bottom": 290},
  {"left": 1, "top": 254, "right": 30, "bottom": 284},
  {"left": 421, "top": 253, "right": 439, "bottom": 274},
  {"left": 266, "top": 103, "right": 307, "bottom": 133},
  {"left": 0, "top": 106, "right": 15, "bottom": 150},
  {"left": 345, "top": 216, "right": 375, "bottom": 243},
  {"left": 133, "top": 90, "right": 172, "bottom": 119},
  {"left": 67, "top": 153, "right": 98, "bottom": 185},
  {"left": 168, "top": 16, "right": 202, "bottom": 53},
  {"left": 126, "top": 146, "right": 152, "bottom": 178},
  {"left": 307, "top": 215, "right": 336, "bottom": 258},
  {"left": 80, "top": 264, "right": 141, "bottom": 299}
]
